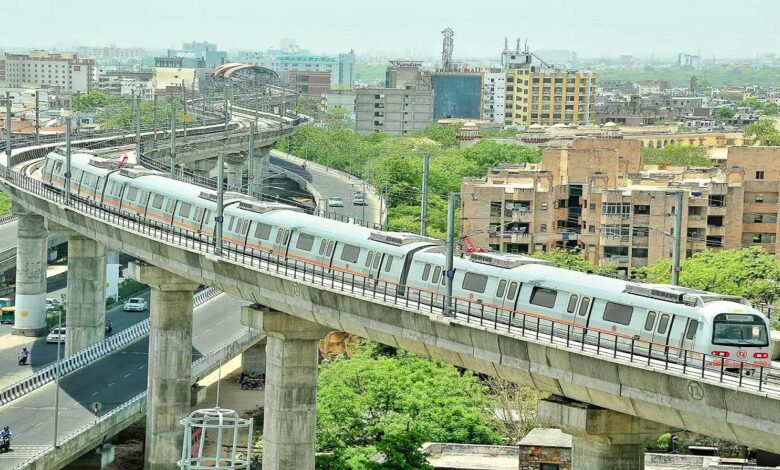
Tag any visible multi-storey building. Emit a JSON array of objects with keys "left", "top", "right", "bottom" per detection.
[
  {"left": 504, "top": 66, "right": 596, "bottom": 127},
  {"left": 355, "top": 88, "right": 433, "bottom": 135},
  {"left": 481, "top": 69, "right": 505, "bottom": 124},
  {"left": 462, "top": 140, "right": 780, "bottom": 274},
  {"left": 3, "top": 51, "right": 94, "bottom": 94}
]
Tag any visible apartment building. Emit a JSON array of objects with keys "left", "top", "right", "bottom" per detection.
[
  {"left": 481, "top": 69, "right": 506, "bottom": 124},
  {"left": 504, "top": 67, "right": 596, "bottom": 127},
  {"left": 462, "top": 140, "right": 780, "bottom": 274},
  {"left": 3, "top": 51, "right": 94, "bottom": 94}
]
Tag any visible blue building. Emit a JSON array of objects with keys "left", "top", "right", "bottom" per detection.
[{"left": 431, "top": 73, "right": 482, "bottom": 119}]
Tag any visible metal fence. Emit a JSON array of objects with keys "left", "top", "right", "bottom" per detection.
[{"left": 0, "top": 160, "right": 776, "bottom": 398}]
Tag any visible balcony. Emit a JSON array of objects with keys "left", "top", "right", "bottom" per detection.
[
  {"left": 601, "top": 255, "right": 629, "bottom": 266},
  {"left": 600, "top": 235, "right": 630, "bottom": 245},
  {"left": 554, "top": 232, "right": 578, "bottom": 241},
  {"left": 501, "top": 232, "right": 532, "bottom": 243},
  {"left": 631, "top": 257, "right": 649, "bottom": 268},
  {"left": 504, "top": 209, "right": 533, "bottom": 222},
  {"left": 632, "top": 235, "right": 649, "bottom": 247},
  {"left": 707, "top": 205, "right": 727, "bottom": 216},
  {"left": 707, "top": 225, "right": 725, "bottom": 236},
  {"left": 633, "top": 215, "right": 649, "bottom": 225}
]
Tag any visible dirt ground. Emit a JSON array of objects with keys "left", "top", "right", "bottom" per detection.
[{"left": 106, "top": 354, "right": 264, "bottom": 468}]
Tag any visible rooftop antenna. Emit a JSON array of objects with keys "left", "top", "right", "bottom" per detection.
[{"left": 441, "top": 27, "right": 454, "bottom": 72}]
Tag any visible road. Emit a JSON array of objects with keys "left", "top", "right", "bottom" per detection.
[
  {"left": 270, "top": 150, "right": 382, "bottom": 226},
  {"left": 0, "top": 294, "right": 248, "bottom": 467},
  {"left": 0, "top": 221, "right": 17, "bottom": 252}
]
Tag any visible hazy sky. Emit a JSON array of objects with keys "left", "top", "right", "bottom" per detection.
[{"left": 1, "top": 0, "right": 777, "bottom": 59}]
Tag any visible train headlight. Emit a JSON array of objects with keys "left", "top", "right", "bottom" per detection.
[
  {"left": 753, "top": 352, "right": 769, "bottom": 359},
  {"left": 711, "top": 350, "right": 730, "bottom": 357}
]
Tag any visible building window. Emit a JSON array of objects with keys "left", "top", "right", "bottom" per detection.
[
  {"left": 540, "top": 224, "right": 547, "bottom": 232},
  {"left": 756, "top": 171, "right": 765, "bottom": 180},
  {"left": 632, "top": 248, "right": 648, "bottom": 258},
  {"left": 708, "top": 195, "right": 725, "bottom": 207},
  {"left": 755, "top": 194, "right": 765, "bottom": 202},
  {"left": 634, "top": 205, "right": 650, "bottom": 215}
]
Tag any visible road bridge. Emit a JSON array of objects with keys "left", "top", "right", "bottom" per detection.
[{"left": 2, "top": 150, "right": 779, "bottom": 469}]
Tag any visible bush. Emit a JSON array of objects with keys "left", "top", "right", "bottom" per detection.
[{"left": 118, "top": 278, "right": 147, "bottom": 300}]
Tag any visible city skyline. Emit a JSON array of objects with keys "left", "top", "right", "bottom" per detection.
[{"left": 1, "top": 0, "right": 778, "bottom": 59}]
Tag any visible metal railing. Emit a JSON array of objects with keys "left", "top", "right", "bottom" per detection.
[
  {"left": 0, "top": 161, "right": 777, "bottom": 398},
  {"left": 0, "top": 214, "right": 17, "bottom": 225},
  {"left": 0, "top": 287, "right": 221, "bottom": 407}
]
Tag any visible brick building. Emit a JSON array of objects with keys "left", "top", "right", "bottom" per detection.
[
  {"left": 518, "top": 428, "right": 572, "bottom": 470},
  {"left": 462, "top": 141, "right": 780, "bottom": 274}
]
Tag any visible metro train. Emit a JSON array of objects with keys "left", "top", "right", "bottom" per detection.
[{"left": 41, "top": 148, "right": 772, "bottom": 370}]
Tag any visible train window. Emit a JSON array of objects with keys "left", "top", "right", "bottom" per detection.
[
  {"left": 442, "top": 268, "right": 446, "bottom": 285},
  {"left": 319, "top": 240, "right": 327, "bottom": 255},
  {"left": 296, "top": 233, "right": 315, "bottom": 251},
  {"left": 178, "top": 202, "right": 192, "bottom": 218},
  {"left": 567, "top": 295, "right": 578, "bottom": 313},
  {"left": 578, "top": 297, "right": 591, "bottom": 316},
  {"left": 657, "top": 314, "right": 670, "bottom": 335},
  {"left": 422, "top": 264, "right": 431, "bottom": 281},
  {"left": 326, "top": 241, "right": 334, "bottom": 257},
  {"left": 643, "top": 311, "right": 657, "bottom": 331},
  {"left": 365, "top": 251, "right": 374, "bottom": 267},
  {"left": 240, "top": 220, "right": 250, "bottom": 235},
  {"left": 507, "top": 282, "right": 518, "bottom": 301},
  {"left": 496, "top": 280, "right": 507, "bottom": 297},
  {"left": 165, "top": 199, "right": 175, "bottom": 213},
  {"left": 373, "top": 254, "right": 381, "bottom": 270},
  {"left": 432, "top": 266, "right": 442, "bottom": 284},
  {"left": 385, "top": 256, "right": 394, "bottom": 272},
  {"left": 228, "top": 217, "right": 236, "bottom": 232},
  {"left": 340, "top": 244, "right": 360, "bottom": 263},
  {"left": 254, "top": 223, "right": 272, "bottom": 240},
  {"left": 283, "top": 229, "right": 291, "bottom": 245},
  {"left": 603, "top": 302, "right": 633, "bottom": 326},
  {"left": 685, "top": 319, "right": 698, "bottom": 340},
  {"left": 530, "top": 287, "right": 557, "bottom": 308},
  {"left": 194, "top": 207, "right": 204, "bottom": 223},
  {"left": 275, "top": 229, "right": 283, "bottom": 244},
  {"left": 462, "top": 272, "right": 488, "bottom": 294},
  {"left": 125, "top": 187, "right": 138, "bottom": 201},
  {"left": 151, "top": 194, "right": 164, "bottom": 210}
]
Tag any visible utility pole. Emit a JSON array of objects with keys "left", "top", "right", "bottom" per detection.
[
  {"left": 34, "top": 91, "right": 40, "bottom": 145},
  {"left": 224, "top": 85, "right": 229, "bottom": 132},
  {"left": 182, "top": 81, "right": 188, "bottom": 138},
  {"left": 4, "top": 92, "right": 11, "bottom": 159},
  {"left": 134, "top": 93, "right": 141, "bottom": 158},
  {"left": 170, "top": 99, "right": 176, "bottom": 175},
  {"left": 671, "top": 190, "right": 683, "bottom": 286},
  {"left": 420, "top": 152, "right": 430, "bottom": 236},
  {"left": 152, "top": 94, "right": 158, "bottom": 149},
  {"left": 52, "top": 306, "right": 62, "bottom": 447},
  {"left": 65, "top": 116, "right": 72, "bottom": 205},
  {"left": 444, "top": 192, "right": 457, "bottom": 317},
  {"left": 585, "top": 71, "right": 593, "bottom": 126},
  {"left": 215, "top": 153, "right": 225, "bottom": 256}
]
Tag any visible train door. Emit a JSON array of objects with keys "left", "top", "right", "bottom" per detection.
[
  {"left": 670, "top": 317, "right": 698, "bottom": 362},
  {"left": 649, "top": 312, "right": 672, "bottom": 359},
  {"left": 571, "top": 295, "right": 592, "bottom": 338},
  {"left": 363, "top": 250, "right": 384, "bottom": 280}
]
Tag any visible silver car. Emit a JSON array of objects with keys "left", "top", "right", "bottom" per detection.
[
  {"left": 328, "top": 197, "right": 344, "bottom": 208},
  {"left": 123, "top": 297, "right": 148, "bottom": 312}
]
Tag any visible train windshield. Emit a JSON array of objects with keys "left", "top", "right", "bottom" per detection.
[{"left": 712, "top": 313, "right": 769, "bottom": 347}]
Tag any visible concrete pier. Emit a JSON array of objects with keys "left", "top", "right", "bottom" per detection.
[
  {"left": 127, "top": 262, "right": 198, "bottom": 470},
  {"left": 247, "top": 145, "right": 271, "bottom": 199},
  {"left": 241, "top": 337, "right": 267, "bottom": 377},
  {"left": 538, "top": 396, "right": 671, "bottom": 470},
  {"left": 65, "top": 235, "right": 107, "bottom": 356},
  {"left": 225, "top": 154, "right": 244, "bottom": 190},
  {"left": 242, "top": 306, "right": 329, "bottom": 470},
  {"left": 12, "top": 204, "right": 48, "bottom": 336}
]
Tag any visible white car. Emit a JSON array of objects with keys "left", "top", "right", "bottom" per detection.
[
  {"left": 327, "top": 197, "right": 344, "bottom": 208},
  {"left": 123, "top": 298, "right": 148, "bottom": 312},
  {"left": 352, "top": 193, "right": 367, "bottom": 206},
  {"left": 46, "top": 327, "right": 66, "bottom": 344}
]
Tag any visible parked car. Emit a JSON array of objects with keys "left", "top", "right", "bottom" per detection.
[
  {"left": 327, "top": 197, "right": 344, "bottom": 208},
  {"left": 123, "top": 298, "right": 148, "bottom": 312},
  {"left": 45, "top": 298, "right": 60, "bottom": 312},
  {"left": 352, "top": 193, "right": 367, "bottom": 206},
  {"left": 46, "top": 327, "right": 66, "bottom": 344}
]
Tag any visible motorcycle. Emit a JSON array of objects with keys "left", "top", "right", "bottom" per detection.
[
  {"left": 0, "top": 436, "right": 10, "bottom": 453},
  {"left": 17, "top": 353, "right": 28, "bottom": 366},
  {"left": 240, "top": 376, "right": 264, "bottom": 391}
]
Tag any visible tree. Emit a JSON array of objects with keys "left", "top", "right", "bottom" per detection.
[
  {"left": 485, "top": 378, "right": 550, "bottom": 444},
  {"left": 531, "top": 248, "right": 625, "bottom": 279},
  {"left": 316, "top": 347, "right": 501, "bottom": 468},
  {"left": 0, "top": 192, "right": 10, "bottom": 216},
  {"left": 744, "top": 119, "right": 780, "bottom": 146},
  {"left": 633, "top": 248, "right": 780, "bottom": 305},
  {"left": 640, "top": 143, "right": 712, "bottom": 167},
  {"left": 418, "top": 124, "right": 460, "bottom": 148},
  {"left": 715, "top": 108, "right": 735, "bottom": 120}
]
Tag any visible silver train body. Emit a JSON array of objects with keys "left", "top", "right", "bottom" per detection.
[{"left": 42, "top": 149, "right": 773, "bottom": 369}]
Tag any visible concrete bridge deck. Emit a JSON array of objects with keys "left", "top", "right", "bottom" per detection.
[{"left": 2, "top": 159, "right": 780, "bottom": 457}]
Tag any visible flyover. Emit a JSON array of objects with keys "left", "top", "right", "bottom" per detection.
[{"left": 1, "top": 150, "right": 779, "bottom": 469}]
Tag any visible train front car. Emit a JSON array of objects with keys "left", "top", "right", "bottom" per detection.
[{"left": 702, "top": 300, "right": 771, "bottom": 372}]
